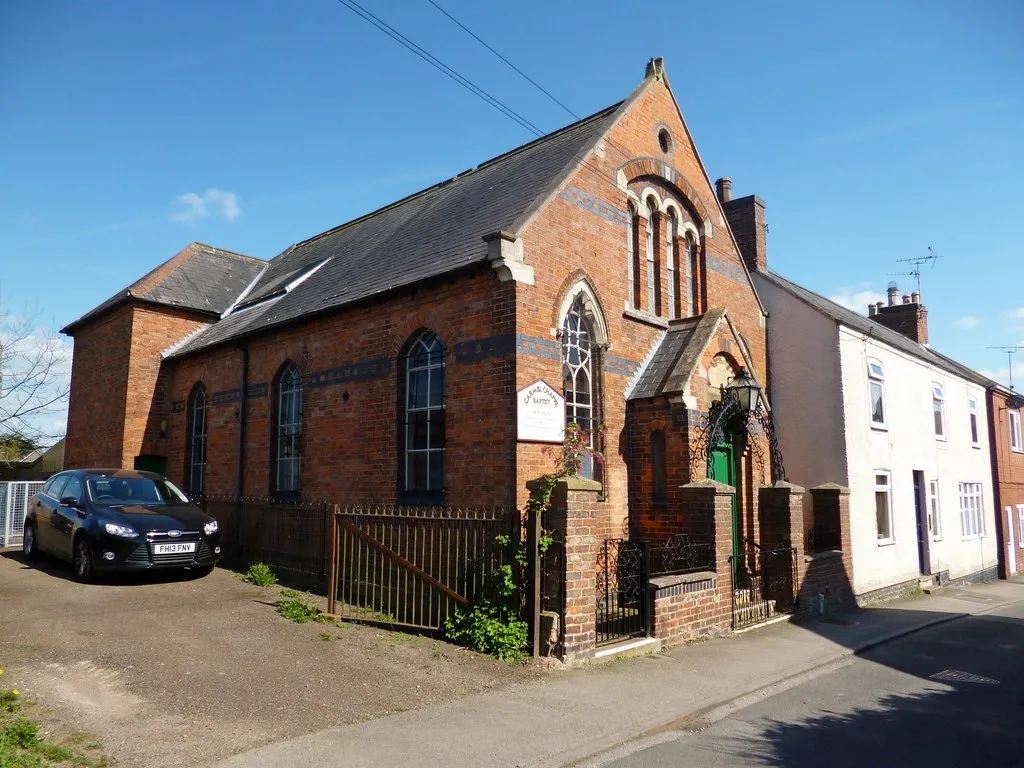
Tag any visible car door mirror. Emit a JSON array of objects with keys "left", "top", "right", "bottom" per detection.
[{"left": 60, "top": 496, "right": 82, "bottom": 510}]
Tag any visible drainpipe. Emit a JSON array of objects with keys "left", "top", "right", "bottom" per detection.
[{"left": 236, "top": 345, "right": 249, "bottom": 558}]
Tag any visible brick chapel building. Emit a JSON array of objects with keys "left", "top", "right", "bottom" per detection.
[{"left": 62, "top": 59, "right": 775, "bottom": 545}]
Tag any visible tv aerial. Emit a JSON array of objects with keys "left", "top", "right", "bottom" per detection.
[
  {"left": 987, "top": 345, "right": 1023, "bottom": 389},
  {"left": 889, "top": 246, "right": 942, "bottom": 298}
]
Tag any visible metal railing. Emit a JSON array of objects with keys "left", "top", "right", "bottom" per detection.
[
  {"left": 327, "top": 504, "right": 514, "bottom": 631},
  {"left": 194, "top": 495, "right": 331, "bottom": 580},
  {"left": 648, "top": 533, "right": 714, "bottom": 577},
  {"left": 595, "top": 538, "right": 649, "bottom": 646},
  {"left": 0, "top": 481, "right": 44, "bottom": 548}
]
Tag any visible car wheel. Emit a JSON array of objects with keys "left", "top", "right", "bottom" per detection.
[
  {"left": 22, "top": 522, "right": 38, "bottom": 560},
  {"left": 74, "top": 537, "right": 94, "bottom": 583}
]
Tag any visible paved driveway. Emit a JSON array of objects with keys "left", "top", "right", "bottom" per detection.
[{"left": 0, "top": 550, "right": 533, "bottom": 767}]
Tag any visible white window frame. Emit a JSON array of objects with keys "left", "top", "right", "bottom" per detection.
[
  {"left": 874, "top": 471, "right": 894, "bottom": 545},
  {"left": 666, "top": 211, "right": 677, "bottom": 320},
  {"left": 1018, "top": 504, "right": 1024, "bottom": 548},
  {"left": 274, "top": 363, "right": 303, "bottom": 495},
  {"left": 645, "top": 202, "right": 656, "bottom": 313},
  {"left": 1010, "top": 410, "right": 1023, "bottom": 453},
  {"left": 968, "top": 396, "right": 980, "bottom": 448},
  {"left": 958, "top": 482, "right": 985, "bottom": 540},
  {"left": 626, "top": 203, "right": 637, "bottom": 310},
  {"left": 928, "top": 480, "right": 942, "bottom": 540},
  {"left": 932, "top": 383, "right": 946, "bottom": 441},
  {"left": 867, "top": 359, "right": 886, "bottom": 429}
]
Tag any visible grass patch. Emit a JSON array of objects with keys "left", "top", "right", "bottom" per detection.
[
  {"left": 243, "top": 563, "right": 278, "bottom": 587},
  {"left": 275, "top": 590, "right": 332, "bottom": 625},
  {"left": 0, "top": 669, "right": 109, "bottom": 768}
]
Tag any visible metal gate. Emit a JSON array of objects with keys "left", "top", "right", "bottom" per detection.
[
  {"left": 595, "top": 538, "right": 649, "bottom": 646},
  {"left": 730, "top": 541, "right": 797, "bottom": 630},
  {"left": 0, "top": 481, "right": 44, "bottom": 548}
]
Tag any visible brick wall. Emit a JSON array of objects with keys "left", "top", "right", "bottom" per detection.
[
  {"left": 988, "top": 389, "right": 1024, "bottom": 577},
  {"left": 650, "top": 574, "right": 729, "bottom": 646}
]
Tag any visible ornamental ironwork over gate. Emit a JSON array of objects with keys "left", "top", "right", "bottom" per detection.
[{"left": 595, "top": 538, "right": 649, "bottom": 646}]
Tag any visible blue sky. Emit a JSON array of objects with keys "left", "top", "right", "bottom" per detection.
[{"left": 2, "top": 0, "right": 1023, "bottom": 436}]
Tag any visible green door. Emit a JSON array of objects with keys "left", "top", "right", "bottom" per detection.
[{"left": 710, "top": 440, "right": 739, "bottom": 567}]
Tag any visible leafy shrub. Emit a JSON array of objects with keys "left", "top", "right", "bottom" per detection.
[
  {"left": 275, "top": 592, "right": 330, "bottom": 624},
  {"left": 243, "top": 563, "right": 277, "bottom": 587},
  {"left": 1, "top": 718, "right": 39, "bottom": 749},
  {"left": 0, "top": 688, "right": 19, "bottom": 714}
]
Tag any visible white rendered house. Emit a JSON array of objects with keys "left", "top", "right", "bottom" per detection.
[{"left": 752, "top": 272, "right": 998, "bottom": 600}]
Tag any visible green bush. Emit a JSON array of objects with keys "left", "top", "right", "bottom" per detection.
[
  {"left": 1, "top": 718, "right": 39, "bottom": 749},
  {"left": 445, "top": 602, "right": 528, "bottom": 663},
  {"left": 0, "top": 689, "right": 19, "bottom": 714},
  {"left": 243, "top": 563, "right": 277, "bottom": 587},
  {"left": 275, "top": 592, "right": 330, "bottom": 624}
]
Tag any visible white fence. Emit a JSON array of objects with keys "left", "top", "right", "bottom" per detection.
[{"left": 0, "top": 481, "right": 44, "bottom": 548}]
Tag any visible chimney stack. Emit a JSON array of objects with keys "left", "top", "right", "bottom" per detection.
[
  {"left": 715, "top": 177, "right": 732, "bottom": 203},
  {"left": 869, "top": 282, "right": 929, "bottom": 345},
  {"left": 719, "top": 179, "right": 767, "bottom": 273}
]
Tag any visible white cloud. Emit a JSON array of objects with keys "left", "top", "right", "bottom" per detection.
[
  {"left": 1012, "top": 307, "right": 1024, "bottom": 320},
  {"left": 979, "top": 361, "right": 1024, "bottom": 389},
  {"left": 828, "top": 285, "right": 887, "bottom": 316},
  {"left": 954, "top": 316, "right": 981, "bottom": 329},
  {"left": 171, "top": 188, "right": 242, "bottom": 224}
]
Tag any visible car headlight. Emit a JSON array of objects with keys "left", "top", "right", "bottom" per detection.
[
  {"left": 203, "top": 520, "right": 219, "bottom": 536},
  {"left": 104, "top": 521, "right": 138, "bottom": 538}
]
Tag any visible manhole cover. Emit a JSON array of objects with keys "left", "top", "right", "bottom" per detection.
[
  {"left": 930, "top": 668, "right": 999, "bottom": 684},
  {"left": 821, "top": 617, "right": 859, "bottom": 626}
]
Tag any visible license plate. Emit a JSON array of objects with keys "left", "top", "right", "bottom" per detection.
[{"left": 153, "top": 542, "right": 197, "bottom": 555}]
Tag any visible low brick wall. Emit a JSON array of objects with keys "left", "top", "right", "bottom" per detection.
[
  {"left": 797, "top": 550, "right": 855, "bottom": 614},
  {"left": 649, "top": 571, "right": 731, "bottom": 647}
]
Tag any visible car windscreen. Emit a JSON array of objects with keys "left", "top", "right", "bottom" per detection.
[{"left": 86, "top": 477, "right": 190, "bottom": 507}]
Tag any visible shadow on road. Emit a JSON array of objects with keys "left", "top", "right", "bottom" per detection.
[{"left": 0, "top": 548, "right": 207, "bottom": 585}]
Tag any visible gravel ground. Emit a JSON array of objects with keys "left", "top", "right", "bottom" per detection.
[{"left": 0, "top": 550, "right": 537, "bottom": 767}]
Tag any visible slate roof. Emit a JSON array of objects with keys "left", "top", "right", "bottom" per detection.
[
  {"left": 628, "top": 310, "right": 726, "bottom": 400},
  {"left": 167, "top": 101, "right": 625, "bottom": 358},
  {"left": 752, "top": 271, "right": 997, "bottom": 388},
  {"left": 62, "top": 243, "right": 265, "bottom": 334}
]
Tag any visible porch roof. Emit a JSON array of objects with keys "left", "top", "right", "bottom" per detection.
[{"left": 627, "top": 309, "right": 725, "bottom": 400}]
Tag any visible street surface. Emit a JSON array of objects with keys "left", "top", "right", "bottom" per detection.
[{"left": 595, "top": 599, "right": 1024, "bottom": 767}]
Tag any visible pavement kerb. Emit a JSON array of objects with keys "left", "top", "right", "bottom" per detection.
[{"left": 568, "top": 593, "right": 1024, "bottom": 768}]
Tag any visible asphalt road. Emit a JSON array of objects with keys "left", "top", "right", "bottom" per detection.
[{"left": 596, "top": 599, "right": 1024, "bottom": 768}]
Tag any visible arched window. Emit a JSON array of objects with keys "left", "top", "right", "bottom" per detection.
[
  {"left": 645, "top": 197, "right": 658, "bottom": 314},
  {"left": 562, "top": 294, "right": 605, "bottom": 479},
  {"left": 273, "top": 362, "right": 302, "bottom": 495},
  {"left": 666, "top": 211, "right": 678, "bottom": 319},
  {"left": 628, "top": 202, "right": 641, "bottom": 309},
  {"left": 651, "top": 430, "right": 667, "bottom": 502},
  {"left": 186, "top": 383, "right": 207, "bottom": 494},
  {"left": 402, "top": 330, "right": 446, "bottom": 499},
  {"left": 686, "top": 233, "right": 700, "bottom": 316}
]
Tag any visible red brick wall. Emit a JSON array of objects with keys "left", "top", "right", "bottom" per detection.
[
  {"left": 650, "top": 577, "right": 731, "bottom": 647},
  {"left": 166, "top": 268, "right": 518, "bottom": 506},
  {"left": 989, "top": 390, "right": 1024, "bottom": 577},
  {"left": 515, "top": 76, "right": 767, "bottom": 540},
  {"left": 65, "top": 305, "right": 133, "bottom": 468},
  {"left": 64, "top": 302, "right": 211, "bottom": 470}
]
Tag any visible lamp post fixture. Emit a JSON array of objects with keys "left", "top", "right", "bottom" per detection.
[{"left": 691, "top": 367, "right": 787, "bottom": 483}]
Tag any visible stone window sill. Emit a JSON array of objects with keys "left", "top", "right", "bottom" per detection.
[
  {"left": 623, "top": 307, "right": 669, "bottom": 329},
  {"left": 649, "top": 570, "right": 716, "bottom": 590}
]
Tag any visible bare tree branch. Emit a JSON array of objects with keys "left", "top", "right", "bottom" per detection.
[{"left": 0, "top": 299, "right": 70, "bottom": 453}]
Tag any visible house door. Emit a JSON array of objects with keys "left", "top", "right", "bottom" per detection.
[
  {"left": 913, "top": 471, "right": 930, "bottom": 576},
  {"left": 1007, "top": 507, "right": 1018, "bottom": 576},
  {"left": 710, "top": 439, "right": 738, "bottom": 566}
]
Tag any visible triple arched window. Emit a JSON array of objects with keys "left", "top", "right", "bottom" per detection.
[
  {"left": 186, "top": 383, "right": 207, "bottom": 494},
  {"left": 401, "top": 330, "right": 446, "bottom": 499},
  {"left": 626, "top": 194, "right": 701, "bottom": 319},
  {"left": 273, "top": 362, "right": 303, "bottom": 496}
]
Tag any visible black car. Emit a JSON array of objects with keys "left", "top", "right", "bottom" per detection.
[{"left": 22, "top": 468, "right": 221, "bottom": 581}]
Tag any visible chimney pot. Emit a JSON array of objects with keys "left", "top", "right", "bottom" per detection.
[
  {"left": 715, "top": 177, "right": 732, "bottom": 203},
  {"left": 887, "top": 282, "right": 899, "bottom": 307},
  {"left": 902, "top": 294, "right": 911, "bottom": 304},
  {"left": 911, "top": 292, "right": 920, "bottom": 304},
  {"left": 868, "top": 304, "right": 877, "bottom": 316}
]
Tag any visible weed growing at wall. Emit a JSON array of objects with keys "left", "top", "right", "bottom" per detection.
[{"left": 243, "top": 563, "right": 277, "bottom": 587}]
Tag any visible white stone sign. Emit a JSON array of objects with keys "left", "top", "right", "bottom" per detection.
[{"left": 517, "top": 379, "right": 565, "bottom": 443}]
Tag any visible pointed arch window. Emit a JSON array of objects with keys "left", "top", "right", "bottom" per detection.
[
  {"left": 273, "top": 362, "right": 303, "bottom": 496},
  {"left": 402, "top": 330, "right": 446, "bottom": 500},
  {"left": 561, "top": 294, "right": 605, "bottom": 480},
  {"left": 628, "top": 202, "right": 641, "bottom": 309},
  {"left": 666, "top": 211, "right": 678, "bottom": 319},
  {"left": 186, "top": 383, "right": 207, "bottom": 494}
]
